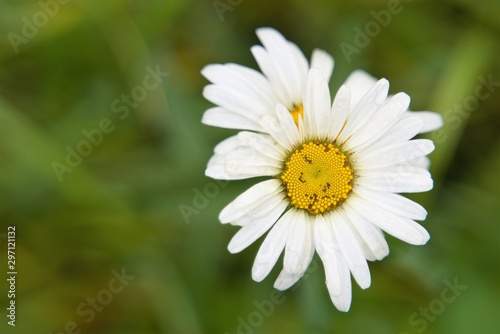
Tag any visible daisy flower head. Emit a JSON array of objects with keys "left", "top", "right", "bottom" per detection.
[{"left": 202, "top": 28, "right": 442, "bottom": 311}]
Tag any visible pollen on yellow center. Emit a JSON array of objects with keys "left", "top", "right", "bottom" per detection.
[
  {"left": 280, "top": 141, "right": 354, "bottom": 215},
  {"left": 290, "top": 104, "right": 304, "bottom": 126}
]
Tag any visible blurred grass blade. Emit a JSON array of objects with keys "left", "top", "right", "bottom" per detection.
[{"left": 428, "top": 27, "right": 497, "bottom": 183}]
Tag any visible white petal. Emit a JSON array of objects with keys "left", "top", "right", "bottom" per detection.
[
  {"left": 297, "top": 113, "right": 306, "bottom": 142},
  {"left": 329, "top": 85, "right": 351, "bottom": 141},
  {"left": 287, "top": 41, "right": 310, "bottom": 96},
  {"left": 348, "top": 230, "right": 377, "bottom": 261},
  {"left": 348, "top": 195, "right": 430, "bottom": 245},
  {"left": 251, "top": 45, "right": 290, "bottom": 105},
  {"left": 303, "top": 68, "right": 331, "bottom": 139},
  {"left": 236, "top": 131, "right": 284, "bottom": 160},
  {"left": 404, "top": 111, "right": 443, "bottom": 133},
  {"left": 410, "top": 156, "right": 431, "bottom": 170},
  {"left": 202, "top": 107, "right": 263, "bottom": 132},
  {"left": 256, "top": 27, "right": 308, "bottom": 104},
  {"left": 353, "top": 186, "right": 427, "bottom": 221},
  {"left": 207, "top": 132, "right": 284, "bottom": 180},
  {"left": 311, "top": 49, "right": 334, "bottom": 83},
  {"left": 276, "top": 104, "right": 301, "bottom": 147},
  {"left": 331, "top": 210, "right": 371, "bottom": 289},
  {"left": 365, "top": 116, "right": 424, "bottom": 153},
  {"left": 283, "top": 212, "right": 314, "bottom": 274},
  {"left": 227, "top": 197, "right": 288, "bottom": 253},
  {"left": 337, "top": 79, "right": 389, "bottom": 144},
  {"left": 213, "top": 145, "right": 281, "bottom": 169},
  {"left": 213, "top": 132, "right": 280, "bottom": 157},
  {"left": 206, "top": 149, "right": 280, "bottom": 180},
  {"left": 273, "top": 270, "right": 301, "bottom": 291},
  {"left": 314, "top": 215, "right": 352, "bottom": 311},
  {"left": 202, "top": 63, "right": 277, "bottom": 108},
  {"left": 356, "top": 165, "right": 433, "bottom": 193},
  {"left": 355, "top": 139, "right": 435, "bottom": 170},
  {"left": 213, "top": 134, "right": 245, "bottom": 155},
  {"left": 252, "top": 209, "right": 292, "bottom": 281},
  {"left": 274, "top": 210, "right": 315, "bottom": 290},
  {"left": 342, "top": 71, "right": 442, "bottom": 136},
  {"left": 260, "top": 104, "right": 300, "bottom": 151},
  {"left": 346, "top": 93, "right": 410, "bottom": 151},
  {"left": 342, "top": 204, "right": 389, "bottom": 261},
  {"left": 342, "top": 69, "right": 378, "bottom": 109},
  {"left": 203, "top": 85, "right": 267, "bottom": 122},
  {"left": 219, "top": 179, "right": 283, "bottom": 224}
]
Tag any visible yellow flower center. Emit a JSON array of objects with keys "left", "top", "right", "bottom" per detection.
[
  {"left": 281, "top": 141, "right": 354, "bottom": 215},
  {"left": 290, "top": 104, "right": 304, "bottom": 126}
]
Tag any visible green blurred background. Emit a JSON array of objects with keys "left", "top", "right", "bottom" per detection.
[{"left": 0, "top": 0, "right": 499, "bottom": 333}]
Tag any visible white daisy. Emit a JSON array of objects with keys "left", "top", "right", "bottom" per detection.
[
  {"left": 201, "top": 27, "right": 443, "bottom": 138},
  {"left": 205, "top": 66, "right": 440, "bottom": 311}
]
